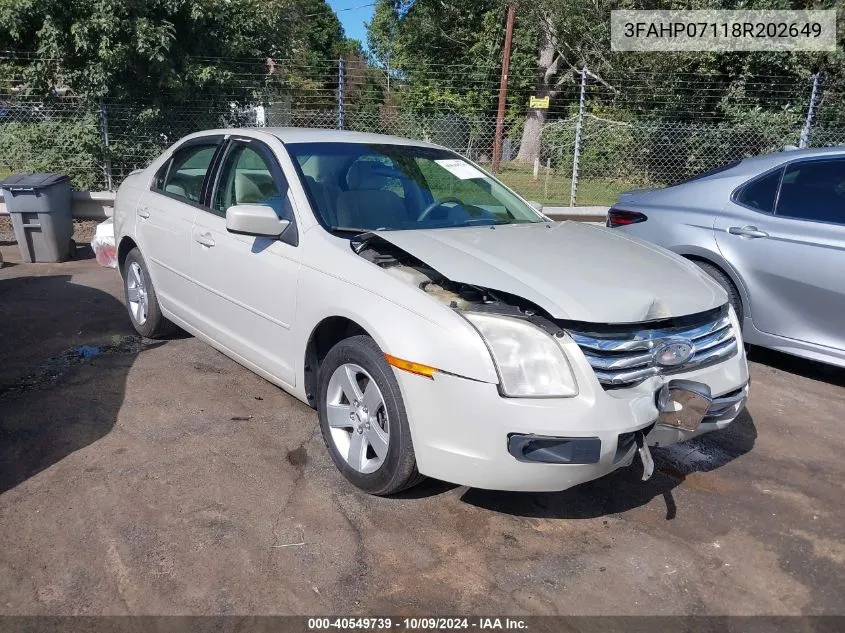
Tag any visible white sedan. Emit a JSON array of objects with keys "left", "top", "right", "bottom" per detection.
[{"left": 114, "top": 128, "right": 749, "bottom": 495}]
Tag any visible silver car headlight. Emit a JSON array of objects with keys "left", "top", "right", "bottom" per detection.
[{"left": 464, "top": 312, "right": 578, "bottom": 398}]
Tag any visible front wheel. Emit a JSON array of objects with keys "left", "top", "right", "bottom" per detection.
[
  {"left": 122, "top": 247, "right": 174, "bottom": 338},
  {"left": 695, "top": 261, "right": 744, "bottom": 324},
  {"left": 317, "top": 335, "right": 424, "bottom": 495}
]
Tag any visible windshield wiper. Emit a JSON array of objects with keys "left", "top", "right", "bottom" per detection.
[{"left": 459, "top": 218, "right": 510, "bottom": 226}]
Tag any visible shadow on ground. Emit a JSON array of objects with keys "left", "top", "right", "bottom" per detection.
[
  {"left": 460, "top": 409, "right": 757, "bottom": 520},
  {"left": 747, "top": 344, "right": 845, "bottom": 388},
  {"left": 0, "top": 274, "right": 141, "bottom": 494}
]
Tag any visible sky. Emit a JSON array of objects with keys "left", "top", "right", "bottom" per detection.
[{"left": 329, "top": 0, "right": 377, "bottom": 50}]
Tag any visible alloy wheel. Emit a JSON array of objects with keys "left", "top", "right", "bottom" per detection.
[
  {"left": 126, "top": 261, "right": 149, "bottom": 325},
  {"left": 325, "top": 363, "right": 390, "bottom": 474}
]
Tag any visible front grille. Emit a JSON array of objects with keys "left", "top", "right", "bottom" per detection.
[{"left": 567, "top": 307, "right": 738, "bottom": 388}]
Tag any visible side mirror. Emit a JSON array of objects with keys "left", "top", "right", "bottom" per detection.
[
  {"left": 226, "top": 204, "right": 289, "bottom": 238},
  {"left": 528, "top": 200, "right": 544, "bottom": 212}
]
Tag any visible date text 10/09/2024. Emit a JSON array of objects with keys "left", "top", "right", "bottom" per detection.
[{"left": 307, "top": 618, "right": 528, "bottom": 630}]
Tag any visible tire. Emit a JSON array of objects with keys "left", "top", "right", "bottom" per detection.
[
  {"left": 694, "top": 260, "right": 743, "bottom": 323},
  {"left": 317, "top": 335, "right": 425, "bottom": 495},
  {"left": 122, "top": 247, "right": 174, "bottom": 338}
]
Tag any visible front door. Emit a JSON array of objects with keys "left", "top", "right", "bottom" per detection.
[
  {"left": 190, "top": 139, "right": 301, "bottom": 386},
  {"left": 715, "top": 157, "right": 845, "bottom": 350},
  {"left": 135, "top": 139, "right": 222, "bottom": 317}
]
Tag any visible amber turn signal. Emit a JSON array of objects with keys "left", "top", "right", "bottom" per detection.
[{"left": 384, "top": 354, "right": 438, "bottom": 379}]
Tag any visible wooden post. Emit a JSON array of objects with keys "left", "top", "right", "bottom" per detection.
[
  {"left": 544, "top": 158, "right": 551, "bottom": 199},
  {"left": 492, "top": 1, "right": 516, "bottom": 174}
]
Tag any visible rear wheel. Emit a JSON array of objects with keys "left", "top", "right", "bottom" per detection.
[
  {"left": 318, "top": 335, "right": 424, "bottom": 495},
  {"left": 122, "top": 247, "right": 174, "bottom": 338},
  {"left": 694, "top": 261, "right": 743, "bottom": 324}
]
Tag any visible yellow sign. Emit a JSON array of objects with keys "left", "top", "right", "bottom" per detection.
[{"left": 529, "top": 96, "right": 550, "bottom": 109}]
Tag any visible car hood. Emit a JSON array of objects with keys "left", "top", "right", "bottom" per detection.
[{"left": 375, "top": 222, "right": 727, "bottom": 323}]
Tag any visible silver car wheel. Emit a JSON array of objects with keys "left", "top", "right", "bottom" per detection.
[
  {"left": 326, "top": 363, "right": 390, "bottom": 474},
  {"left": 126, "top": 261, "right": 148, "bottom": 326}
]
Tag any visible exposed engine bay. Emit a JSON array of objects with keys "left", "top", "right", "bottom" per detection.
[
  {"left": 352, "top": 233, "right": 740, "bottom": 392},
  {"left": 352, "top": 233, "right": 555, "bottom": 325}
]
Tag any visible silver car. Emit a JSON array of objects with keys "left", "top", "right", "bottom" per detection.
[{"left": 609, "top": 147, "right": 845, "bottom": 369}]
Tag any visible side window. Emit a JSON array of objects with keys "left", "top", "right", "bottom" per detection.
[
  {"left": 213, "top": 143, "right": 290, "bottom": 218},
  {"left": 153, "top": 160, "right": 171, "bottom": 191},
  {"left": 776, "top": 159, "right": 845, "bottom": 225},
  {"left": 735, "top": 169, "right": 781, "bottom": 213},
  {"left": 163, "top": 145, "right": 217, "bottom": 203}
]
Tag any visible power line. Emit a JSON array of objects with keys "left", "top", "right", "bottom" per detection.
[{"left": 306, "top": 2, "right": 377, "bottom": 17}]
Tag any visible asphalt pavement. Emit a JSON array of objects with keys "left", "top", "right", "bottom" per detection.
[{"left": 1, "top": 245, "right": 843, "bottom": 616}]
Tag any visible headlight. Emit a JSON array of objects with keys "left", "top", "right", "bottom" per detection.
[{"left": 464, "top": 312, "right": 578, "bottom": 398}]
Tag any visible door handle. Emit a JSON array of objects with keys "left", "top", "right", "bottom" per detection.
[
  {"left": 137, "top": 206, "right": 150, "bottom": 219},
  {"left": 195, "top": 233, "right": 215, "bottom": 248},
  {"left": 728, "top": 225, "right": 769, "bottom": 239}
]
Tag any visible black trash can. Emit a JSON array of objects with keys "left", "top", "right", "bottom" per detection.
[{"left": 0, "top": 173, "right": 73, "bottom": 262}]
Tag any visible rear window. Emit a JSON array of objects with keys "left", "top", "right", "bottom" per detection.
[{"left": 735, "top": 169, "right": 782, "bottom": 213}]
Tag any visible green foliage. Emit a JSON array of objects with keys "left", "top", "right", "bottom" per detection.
[
  {"left": 0, "top": 0, "right": 347, "bottom": 105},
  {"left": 0, "top": 111, "right": 102, "bottom": 189},
  {"left": 367, "top": 0, "right": 536, "bottom": 117}
]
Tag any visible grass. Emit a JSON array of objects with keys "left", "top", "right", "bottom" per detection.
[{"left": 495, "top": 162, "right": 648, "bottom": 207}]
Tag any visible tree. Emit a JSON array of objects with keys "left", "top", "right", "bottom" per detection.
[
  {"left": 513, "top": 0, "right": 845, "bottom": 163},
  {"left": 0, "top": 0, "right": 346, "bottom": 105},
  {"left": 366, "top": 0, "right": 535, "bottom": 118},
  {"left": 514, "top": 0, "right": 612, "bottom": 162}
]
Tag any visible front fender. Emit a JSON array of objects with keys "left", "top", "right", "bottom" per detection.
[{"left": 291, "top": 264, "right": 499, "bottom": 400}]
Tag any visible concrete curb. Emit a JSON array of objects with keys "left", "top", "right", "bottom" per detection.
[
  {"left": 544, "top": 206, "right": 608, "bottom": 223},
  {"left": 0, "top": 191, "right": 115, "bottom": 220}
]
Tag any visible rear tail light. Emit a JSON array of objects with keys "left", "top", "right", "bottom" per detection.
[{"left": 607, "top": 208, "right": 647, "bottom": 228}]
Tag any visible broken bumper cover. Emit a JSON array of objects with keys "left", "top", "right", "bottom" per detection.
[{"left": 393, "top": 335, "right": 749, "bottom": 492}]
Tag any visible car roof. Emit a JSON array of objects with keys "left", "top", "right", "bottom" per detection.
[
  {"left": 617, "top": 145, "right": 845, "bottom": 205},
  {"left": 269, "top": 127, "right": 445, "bottom": 147},
  {"left": 192, "top": 127, "right": 444, "bottom": 148},
  {"left": 732, "top": 145, "right": 845, "bottom": 175}
]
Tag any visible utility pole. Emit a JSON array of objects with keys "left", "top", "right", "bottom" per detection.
[
  {"left": 799, "top": 72, "right": 821, "bottom": 149},
  {"left": 492, "top": 1, "right": 516, "bottom": 173}
]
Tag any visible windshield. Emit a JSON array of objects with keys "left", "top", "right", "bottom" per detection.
[{"left": 286, "top": 142, "right": 544, "bottom": 232}]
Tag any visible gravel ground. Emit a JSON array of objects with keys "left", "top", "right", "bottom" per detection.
[
  {"left": 1, "top": 247, "right": 844, "bottom": 617},
  {"left": 0, "top": 216, "right": 99, "bottom": 245}
]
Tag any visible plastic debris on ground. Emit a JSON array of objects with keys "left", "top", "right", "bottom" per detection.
[{"left": 91, "top": 217, "right": 117, "bottom": 268}]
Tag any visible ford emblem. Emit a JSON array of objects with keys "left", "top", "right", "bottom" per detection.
[{"left": 653, "top": 339, "right": 694, "bottom": 367}]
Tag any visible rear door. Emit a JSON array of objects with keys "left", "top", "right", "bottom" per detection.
[
  {"left": 715, "top": 157, "right": 845, "bottom": 350},
  {"left": 135, "top": 137, "right": 223, "bottom": 318},
  {"left": 190, "top": 137, "right": 301, "bottom": 385}
]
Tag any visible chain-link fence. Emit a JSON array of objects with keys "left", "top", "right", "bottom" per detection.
[
  {"left": 528, "top": 116, "right": 813, "bottom": 205},
  {"left": 1, "top": 94, "right": 843, "bottom": 206}
]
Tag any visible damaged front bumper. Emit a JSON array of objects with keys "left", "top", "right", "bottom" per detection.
[{"left": 392, "top": 332, "right": 749, "bottom": 492}]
